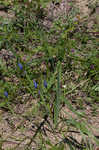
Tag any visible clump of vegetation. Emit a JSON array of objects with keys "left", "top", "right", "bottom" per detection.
[{"left": 0, "top": 0, "right": 99, "bottom": 149}]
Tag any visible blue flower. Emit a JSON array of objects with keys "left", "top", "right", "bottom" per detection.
[
  {"left": 18, "top": 63, "right": 23, "bottom": 70},
  {"left": 71, "top": 49, "right": 75, "bottom": 53},
  {"left": 90, "top": 64, "right": 94, "bottom": 69},
  {"left": 44, "top": 80, "right": 47, "bottom": 88},
  {"left": 33, "top": 80, "right": 37, "bottom": 88},
  {"left": 4, "top": 91, "right": 8, "bottom": 97}
]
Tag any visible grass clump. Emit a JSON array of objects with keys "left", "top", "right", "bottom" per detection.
[{"left": 0, "top": 0, "right": 99, "bottom": 149}]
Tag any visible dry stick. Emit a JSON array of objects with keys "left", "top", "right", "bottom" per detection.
[
  {"left": 68, "top": 130, "right": 99, "bottom": 139},
  {"left": 14, "top": 115, "right": 48, "bottom": 149},
  {"left": 27, "top": 114, "right": 48, "bottom": 147},
  {"left": 56, "top": 136, "right": 86, "bottom": 149}
]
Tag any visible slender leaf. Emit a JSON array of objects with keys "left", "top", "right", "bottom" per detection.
[{"left": 54, "top": 61, "right": 61, "bottom": 125}]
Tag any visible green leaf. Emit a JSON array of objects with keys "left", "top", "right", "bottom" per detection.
[
  {"left": 92, "top": 85, "right": 99, "bottom": 91},
  {"left": 0, "top": 101, "right": 6, "bottom": 107},
  {"left": 49, "top": 144, "right": 64, "bottom": 150},
  {"left": 54, "top": 61, "right": 61, "bottom": 125}
]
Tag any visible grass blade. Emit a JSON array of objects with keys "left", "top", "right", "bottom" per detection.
[{"left": 54, "top": 61, "right": 61, "bottom": 126}]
